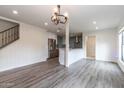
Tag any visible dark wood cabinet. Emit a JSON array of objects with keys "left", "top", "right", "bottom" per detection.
[
  {"left": 49, "top": 49, "right": 59, "bottom": 58},
  {"left": 48, "top": 38, "right": 59, "bottom": 59}
]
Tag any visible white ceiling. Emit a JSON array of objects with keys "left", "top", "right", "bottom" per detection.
[{"left": 0, "top": 5, "right": 124, "bottom": 33}]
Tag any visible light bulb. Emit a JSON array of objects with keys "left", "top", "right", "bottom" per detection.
[{"left": 64, "top": 12, "right": 68, "bottom": 17}]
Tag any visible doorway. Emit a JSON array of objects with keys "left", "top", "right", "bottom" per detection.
[
  {"left": 48, "top": 38, "right": 59, "bottom": 60},
  {"left": 86, "top": 36, "right": 96, "bottom": 59}
]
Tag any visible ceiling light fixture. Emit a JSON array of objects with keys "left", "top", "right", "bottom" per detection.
[
  {"left": 51, "top": 5, "right": 68, "bottom": 25},
  {"left": 93, "top": 21, "right": 96, "bottom": 24},
  {"left": 57, "top": 29, "right": 60, "bottom": 32},
  {"left": 96, "top": 27, "right": 99, "bottom": 30},
  {"left": 44, "top": 22, "right": 48, "bottom": 26},
  {"left": 13, "top": 10, "right": 18, "bottom": 15}
]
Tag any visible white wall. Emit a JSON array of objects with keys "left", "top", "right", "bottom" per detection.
[
  {"left": 68, "top": 49, "right": 83, "bottom": 65},
  {"left": 83, "top": 28, "right": 118, "bottom": 62},
  {"left": 0, "top": 22, "right": 57, "bottom": 72},
  {"left": 47, "top": 32, "right": 57, "bottom": 40}
]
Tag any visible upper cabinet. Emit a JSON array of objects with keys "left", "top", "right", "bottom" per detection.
[
  {"left": 57, "top": 33, "right": 83, "bottom": 49},
  {"left": 70, "top": 34, "right": 82, "bottom": 48}
]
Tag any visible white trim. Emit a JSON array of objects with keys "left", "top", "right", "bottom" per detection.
[
  {"left": 118, "top": 60, "right": 124, "bottom": 72},
  {"left": 0, "top": 16, "right": 19, "bottom": 23},
  {"left": 86, "top": 57, "right": 95, "bottom": 60},
  {"left": 119, "top": 26, "right": 124, "bottom": 34},
  {"left": 118, "top": 26, "right": 124, "bottom": 72}
]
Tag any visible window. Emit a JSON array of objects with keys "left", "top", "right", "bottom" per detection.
[{"left": 119, "top": 31, "right": 124, "bottom": 61}]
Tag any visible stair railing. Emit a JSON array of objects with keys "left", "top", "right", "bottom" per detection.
[{"left": 0, "top": 25, "right": 19, "bottom": 49}]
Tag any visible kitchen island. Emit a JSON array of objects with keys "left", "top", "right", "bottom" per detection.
[{"left": 59, "top": 48, "right": 83, "bottom": 66}]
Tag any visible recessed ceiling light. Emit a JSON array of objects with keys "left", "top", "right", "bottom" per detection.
[
  {"left": 13, "top": 10, "right": 18, "bottom": 15},
  {"left": 44, "top": 22, "right": 48, "bottom": 26},
  {"left": 96, "top": 27, "right": 99, "bottom": 30},
  {"left": 93, "top": 21, "right": 96, "bottom": 24},
  {"left": 57, "top": 29, "right": 60, "bottom": 32}
]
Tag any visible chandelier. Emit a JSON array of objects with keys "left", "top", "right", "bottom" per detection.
[{"left": 51, "top": 5, "right": 68, "bottom": 25}]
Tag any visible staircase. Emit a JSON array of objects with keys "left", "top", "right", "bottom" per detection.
[{"left": 0, "top": 25, "right": 19, "bottom": 49}]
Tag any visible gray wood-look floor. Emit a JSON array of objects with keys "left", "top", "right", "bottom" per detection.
[{"left": 0, "top": 58, "right": 124, "bottom": 88}]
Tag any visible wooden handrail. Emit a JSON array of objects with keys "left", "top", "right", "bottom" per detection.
[{"left": 0, "top": 25, "right": 19, "bottom": 33}]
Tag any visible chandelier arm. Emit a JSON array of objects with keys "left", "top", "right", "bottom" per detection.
[
  {"left": 58, "top": 15, "right": 68, "bottom": 24},
  {"left": 60, "top": 19, "right": 67, "bottom": 24},
  {"left": 51, "top": 16, "right": 59, "bottom": 25}
]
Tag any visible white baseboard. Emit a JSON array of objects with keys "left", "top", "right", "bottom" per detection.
[{"left": 118, "top": 60, "right": 124, "bottom": 72}]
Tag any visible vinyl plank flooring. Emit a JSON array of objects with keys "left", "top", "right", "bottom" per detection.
[{"left": 0, "top": 58, "right": 124, "bottom": 88}]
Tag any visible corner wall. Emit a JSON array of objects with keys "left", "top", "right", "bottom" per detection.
[
  {"left": 83, "top": 28, "right": 118, "bottom": 62},
  {"left": 0, "top": 22, "right": 57, "bottom": 72}
]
